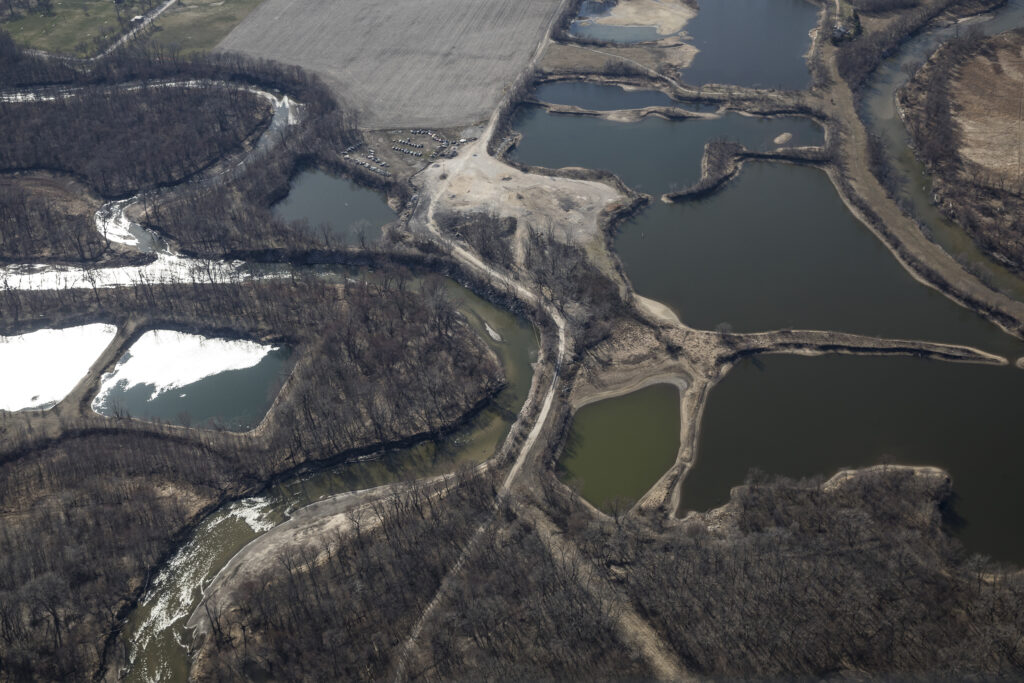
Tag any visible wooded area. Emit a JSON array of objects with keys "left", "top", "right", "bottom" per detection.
[
  {"left": 0, "top": 84, "right": 271, "bottom": 198},
  {"left": 0, "top": 271, "right": 504, "bottom": 680}
]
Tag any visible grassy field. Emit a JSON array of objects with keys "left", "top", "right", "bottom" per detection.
[
  {"left": 1, "top": 0, "right": 150, "bottom": 56},
  {"left": 216, "top": 0, "right": 565, "bottom": 129},
  {"left": 147, "top": 0, "right": 264, "bottom": 54}
]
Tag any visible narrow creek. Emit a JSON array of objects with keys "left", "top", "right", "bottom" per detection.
[
  {"left": 120, "top": 281, "right": 539, "bottom": 682},
  {"left": 861, "top": 1, "right": 1024, "bottom": 301}
]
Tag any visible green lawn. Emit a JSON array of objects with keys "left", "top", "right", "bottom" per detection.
[{"left": 1, "top": 0, "right": 150, "bottom": 56}]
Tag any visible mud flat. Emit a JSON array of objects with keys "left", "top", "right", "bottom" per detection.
[{"left": 217, "top": 0, "right": 564, "bottom": 129}]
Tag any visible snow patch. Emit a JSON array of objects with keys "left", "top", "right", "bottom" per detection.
[
  {"left": 484, "top": 321, "right": 504, "bottom": 343},
  {"left": 0, "top": 324, "right": 117, "bottom": 411},
  {"left": 93, "top": 330, "right": 277, "bottom": 405}
]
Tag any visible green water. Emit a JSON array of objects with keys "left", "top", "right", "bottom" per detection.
[{"left": 559, "top": 383, "right": 681, "bottom": 511}]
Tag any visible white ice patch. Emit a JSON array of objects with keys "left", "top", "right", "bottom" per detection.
[
  {"left": 0, "top": 323, "right": 117, "bottom": 411},
  {"left": 0, "top": 252, "right": 250, "bottom": 291},
  {"left": 95, "top": 199, "right": 139, "bottom": 246},
  {"left": 223, "top": 496, "right": 276, "bottom": 533},
  {"left": 94, "top": 330, "right": 277, "bottom": 404},
  {"left": 484, "top": 321, "right": 504, "bottom": 343}
]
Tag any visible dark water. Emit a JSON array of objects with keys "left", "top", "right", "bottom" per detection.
[
  {"left": 616, "top": 163, "right": 1024, "bottom": 357},
  {"left": 273, "top": 170, "right": 396, "bottom": 244},
  {"left": 559, "top": 383, "right": 681, "bottom": 510},
  {"left": 569, "top": 0, "right": 664, "bottom": 43},
  {"left": 93, "top": 344, "right": 292, "bottom": 431},
  {"left": 510, "top": 103, "right": 823, "bottom": 193},
  {"left": 680, "top": 354, "right": 1024, "bottom": 564},
  {"left": 681, "top": 0, "right": 819, "bottom": 90},
  {"left": 567, "top": 0, "right": 818, "bottom": 90},
  {"left": 535, "top": 81, "right": 678, "bottom": 110}
]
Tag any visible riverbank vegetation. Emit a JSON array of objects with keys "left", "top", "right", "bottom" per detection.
[{"left": 900, "top": 28, "right": 1024, "bottom": 273}]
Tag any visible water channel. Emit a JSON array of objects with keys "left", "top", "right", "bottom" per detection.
[
  {"left": 120, "top": 281, "right": 538, "bottom": 682},
  {"left": 861, "top": 1, "right": 1024, "bottom": 301}
]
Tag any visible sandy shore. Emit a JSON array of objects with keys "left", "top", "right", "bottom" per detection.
[{"left": 591, "top": 0, "right": 696, "bottom": 36}]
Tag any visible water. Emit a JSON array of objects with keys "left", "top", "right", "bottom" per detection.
[
  {"left": 681, "top": 0, "right": 819, "bottom": 89},
  {"left": 559, "top": 383, "right": 681, "bottom": 510},
  {"left": 567, "top": 0, "right": 819, "bottom": 90},
  {"left": 91, "top": 331, "right": 292, "bottom": 431},
  {"left": 272, "top": 170, "right": 396, "bottom": 245},
  {"left": 861, "top": 2, "right": 1024, "bottom": 301},
  {"left": 616, "top": 163, "right": 1024, "bottom": 357},
  {"left": 569, "top": 0, "right": 665, "bottom": 43},
  {"left": 120, "top": 280, "right": 538, "bottom": 682},
  {"left": 509, "top": 102, "right": 823, "bottom": 194},
  {"left": 535, "top": 81, "right": 678, "bottom": 110},
  {"left": 680, "top": 354, "right": 1024, "bottom": 564}
]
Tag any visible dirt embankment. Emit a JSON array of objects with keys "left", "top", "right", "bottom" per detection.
[{"left": 901, "top": 28, "right": 1024, "bottom": 274}]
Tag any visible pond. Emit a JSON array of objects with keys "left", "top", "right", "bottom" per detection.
[
  {"left": 680, "top": 354, "right": 1024, "bottom": 565},
  {"left": 567, "top": 0, "right": 819, "bottom": 90},
  {"left": 615, "top": 162, "right": 1024, "bottom": 357},
  {"left": 680, "top": 0, "right": 819, "bottom": 90},
  {"left": 559, "top": 383, "right": 681, "bottom": 511},
  {"left": 0, "top": 323, "right": 117, "bottom": 411},
  {"left": 272, "top": 170, "right": 396, "bottom": 245},
  {"left": 509, "top": 99, "right": 823, "bottom": 193},
  {"left": 91, "top": 330, "right": 291, "bottom": 431}
]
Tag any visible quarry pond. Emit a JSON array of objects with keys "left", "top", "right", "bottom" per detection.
[
  {"left": 273, "top": 170, "right": 396, "bottom": 244},
  {"left": 682, "top": 354, "right": 1024, "bottom": 565},
  {"left": 91, "top": 330, "right": 291, "bottom": 431},
  {"left": 559, "top": 383, "right": 681, "bottom": 511}
]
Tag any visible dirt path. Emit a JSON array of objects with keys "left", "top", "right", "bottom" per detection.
[{"left": 526, "top": 506, "right": 694, "bottom": 681}]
